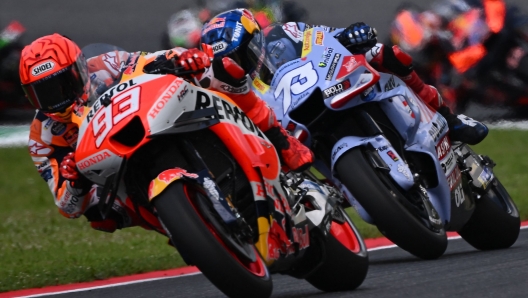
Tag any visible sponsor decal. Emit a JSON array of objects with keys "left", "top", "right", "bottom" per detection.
[
  {"left": 232, "top": 21, "right": 243, "bottom": 42},
  {"left": 325, "top": 53, "right": 341, "bottom": 81},
  {"left": 298, "top": 91, "right": 310, "bottom": 101},
  {"left": 477, "top": 167, "right": 493, "bottom": 189},
  {"left": 446, "top": 166, "right": 461, "bottom": 190},
  {"left": 77, "top": 151, "right": 111, "bottom": 170},
  {"left": 195, "top": 91, "right": 262, "bottom": 136},
  {"left": 44, "top": 119, "right": 53, "bottom": 130},
  {"left": 454, "top": 183, "right": 465, "bottom": 207},
  {"left": 148, "top": 80, "right": 182, "bottom": 119},
  {"left": 252, "top": 77, "right": 270, "bottom": 94},
  {"left": 323, "top": 80, "right": 352, "bottom": 99},
  {"left": 28, "top": 139, "right": 52, "bottom": 156},
  {"left": 63, "top": 127, "right": 79, "bottom": 146},
  {"left": 88, "top": 79, "right": 137, "bottom": 122},
  {"left": 332, "top": 143, "right": 348, "bottom": 160},
  {"left": 46, "top": 98, "right": 73, "bottom": 112},
  {"left": 441, "top": 151, "right": 456, "bottom": 174},
  {"left": 220, "top": 84, "right": 248, "bottom": 93},
  {"left": 436, "top": 135, "right": 451, "bottom": 160},
  {"left": 377, "top": 145, "right": 388, "bottom": 151},
  {"left": 148, "top": 168, "right": 199, "bottom": 200},
  {"left": 157, "top": 168, "right": 199, "bottom": 183},
  {"left": 177, "top": 85, "right": 188, "bottom": 101},
  {"left": 202, "top": 17, "right": 226, "bottom": 34},
  {"left": 384, "top": 75, "right": 399, "bottom": 91},
  {"left": 301, "top": 28, "right": 314, "bottom": 58},
  {"left": 429, "top": 116, "right": 448, "bottom": 142},
  {"left": 211, "top": 41, "right": 227, "bottom": 54},
  {"left": 397, "top": 163, "right": 412, "bottom": 181},
  {"left": 203, "top": 177, "right": 221, "bottom": 201},
  {"left": 315, "top": 31, "right": 324, "bottom": 46},
  {"left": 361, "top": 86, "right": 376, "bottom": 101},
  {"left": 41, "top": 168, "right": 52, "bottom": 182},
  {"left": 102, "top": 52, "right": 124, "bottom": 73},
  {"left": 387, "top": 150, "right": 399, "bottom": 161},
  {"left": 282, "top": 23, "right": 303, "bottom": 42},
  {"left": 51, "top": 122, "right": 66, "bottom": 135},
  {"left": 292, "top": 225, "right": 310, "bottom": 250},
  {"left": 36, "top": 160, "right": 51, "bottom": 174},
  {"left": 336, "top": 56, "right": 358, "bottom": 80},
  {"left": 318, "top": 47, "right": 334, "bottom": 68},
  {"left": 31, "top": 61, "right": 55, "bottom": 76}
]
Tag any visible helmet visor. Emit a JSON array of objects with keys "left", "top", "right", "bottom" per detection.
[
  {"left": 22, "top": 56, "right": 88, "bottom": 113},
  {"left": 247, "top": 30, "right": 278, "bottom": 84}
]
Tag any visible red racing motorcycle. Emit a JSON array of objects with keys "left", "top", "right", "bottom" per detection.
[{"left": 72, "top": 46, "right": 368, "bottom": 297}]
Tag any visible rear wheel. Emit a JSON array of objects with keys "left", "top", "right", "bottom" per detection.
[
  {"left": 305, "top": 206, "right": 369, "bottom": 292},
  {"left": 335, "top": 148, "right": 448, "bottom": 259},
  {"left": 459, "top": 178, "right": 520, "bottom": 250},
  {"left": 154, "top": 182, "right": 272, "bottom": 298}
]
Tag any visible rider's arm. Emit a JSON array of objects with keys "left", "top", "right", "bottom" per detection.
[
  {"left": 28, "top": 113, "right": 95, "bottom": 218},
  {"left": 87, "top": 50, "right": 131, "bottom": 80}
]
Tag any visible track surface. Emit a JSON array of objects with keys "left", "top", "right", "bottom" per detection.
[
  {"left": 36, "top": 229, "right": 528, "bottom": 298},
  {"left": 3, "top": 1, "right": 528, "bottom": 297}
]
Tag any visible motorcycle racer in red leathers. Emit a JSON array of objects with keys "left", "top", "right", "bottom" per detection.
[{"left": 20, "top": 33, "right": 312, "bottom": 233}]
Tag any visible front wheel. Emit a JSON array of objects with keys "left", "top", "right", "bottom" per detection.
[
  {"left": 153, "top": 182, "right": 272, "bottom": 298},
  {"left": 335, "top": 148, "right": 448, "bottom": 259},
  {"left": 458, "top": 178, "right": 520, "bottom": 250},
  {"left": 305, "top": 206, "right": 369, "bottom": 292}
]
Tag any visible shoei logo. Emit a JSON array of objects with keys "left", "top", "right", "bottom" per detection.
[
  {"left": 212, "top": 41, "right": 227, "bottom": 54},
  {"left": 31, "top": 61, "right": 55, "bottom": 76}
]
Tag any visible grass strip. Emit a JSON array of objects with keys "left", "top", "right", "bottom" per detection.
[{"left": 0, "top": 129, "right": 526, "bottom": 292}]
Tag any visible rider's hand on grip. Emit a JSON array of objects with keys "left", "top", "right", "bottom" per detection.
[
  {"left": 60, "top": 152, "right": 80, "bottom": 181},
  {"left": 168, "top": 44, "right": 213, "bottom": 73},
  {"left": 337, "top": 22, "right": 377, "bottom": 54}
]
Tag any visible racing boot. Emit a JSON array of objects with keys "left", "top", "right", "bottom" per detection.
[
  {"left": 437, "top": 106, "right": 489, "bottom": 145},
  {"left": 247, "top": 98, "right": 314, "bottom": 172},
  {"left": 197, "top": 56, "right": 314, "bottom": 172},
  {"left": 367, "top": 43, "right": 489, "bottom": 145}
]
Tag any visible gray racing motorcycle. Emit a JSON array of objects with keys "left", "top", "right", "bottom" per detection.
[{"left": 251, "top": 25, "right": 520, "bottom": 259}]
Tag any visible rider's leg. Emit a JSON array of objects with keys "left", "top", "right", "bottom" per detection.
[
  {"left": 367, "top": 43, "right": 488, "bottom": 145},
  {"left": 198, "top": 57, "right": 313, "bottom": 171}
]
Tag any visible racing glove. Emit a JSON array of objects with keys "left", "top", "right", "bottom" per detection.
[
  {"left": 60, "top": 152, "right": 92, "bottom": 190},
  {"left": 165, "top": 44, "right": 214, "bottom": 72},
  {"left": 337, "top": 22, "right": 378, "bottom": 54},
  {"left": 60, "top": 152, "right": 79, "bottom": 180}
]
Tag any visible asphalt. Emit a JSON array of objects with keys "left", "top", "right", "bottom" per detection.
[{"left": 41, "top": 229, "right": 528, "bottom": 298}]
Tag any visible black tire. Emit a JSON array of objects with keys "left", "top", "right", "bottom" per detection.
[
  {"left": 335, "top": 148, "right": 448, "bottom": 259},
  {"left": 154, "top": 182, "right": 272, "bottom": 298},
  {"left": 305, "top": 206, "right": 369, "bottom": 292},
  {"left": 459, "top": 178, "right": 520, "bottom": 250}
]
